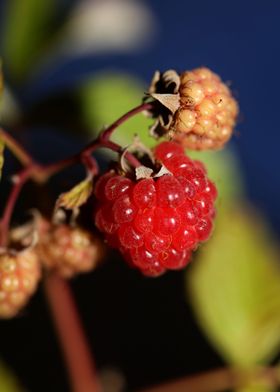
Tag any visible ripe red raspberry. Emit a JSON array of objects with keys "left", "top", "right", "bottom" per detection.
[
  {"left": 0, "top": 249, "right": 41, "bottom": 318},
  {"left": 94, "top": 141, "right": 217, "bottom": 277},
  {"left": 173, "top": 67, "right": 238, "bottom": 150},
  {"left": 38, "top": 224, "right": 103, "bottom": 278}
]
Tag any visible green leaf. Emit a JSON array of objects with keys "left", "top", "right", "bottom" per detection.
[
  {"left": 0, "top": 361, "right": 23, "bottom": 392},
  {"left": 0, "top": 63, "right": 5, "bottom": 178},
  {"left": 56, "top": 177, "right": 93, "bottom": 211},
  {"left": 0, "top": 138, "right": 4, "bottom": 180},
  {"left": 187, "top": 207, "right": 280, "bottom": 366},
  {"left": 80, "top": 73, "right": 155, "bottom": 148},
  {"left": 0, "top": 61, "right": 3, "bottom": 99},
  {"left": 3, "top": 0, "right": 55, "bottom": 81}
]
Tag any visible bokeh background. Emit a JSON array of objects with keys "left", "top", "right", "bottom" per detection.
[{"left": 0, "top": 0, "right": 280, "bottom": 391}]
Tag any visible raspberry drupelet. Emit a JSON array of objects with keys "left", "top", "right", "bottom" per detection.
[{"left": 94, "top": 141, "right": 217, "bottom": 277}]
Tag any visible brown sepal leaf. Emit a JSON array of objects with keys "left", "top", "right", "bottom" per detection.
[
  {"left": 56, "top": 176, "right": 93, "bottom": 211},
  {"left": 148, "top": 69, "right": 180, "bottom": 95},
  {"left": 135, "top": 164, "right": 171, "bottom": 180},
  {"left": 145, "top": 69, "right": 181, "bottom": 139},
  {"left": 149, "top": 93, "right": 180, "bottom": 114},
  {"left": 149, "top": 112, "right": 173, "bottom": 139}
]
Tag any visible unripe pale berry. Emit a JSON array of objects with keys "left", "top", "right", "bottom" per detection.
[
  {"left": 173, "top": 67, "right": 238, "bottom": 150},
  {"left": 0, "top": 249, "right": 41, "bottom": 318},
  {"left": 38, "top": 224, "right": 103, "bottom": 278},
  {"left": 94, "top": 141, "right": 217, "bottom": 277},
  {"left": 147, "top": 68, "right": 238, "bottom": 150}
]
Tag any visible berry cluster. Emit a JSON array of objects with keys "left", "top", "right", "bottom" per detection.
[
  {"left": 174, "top": 67, "right": 238, "bottom": 150},
  {"left": 0, "top": 221, "right": 103, "bottom": 318},
  {"left": 94, "top": 141, "right": 217, "bottom": 277},
  {"left": 0, "top": 66, "right": 232, "bottom": 319}
]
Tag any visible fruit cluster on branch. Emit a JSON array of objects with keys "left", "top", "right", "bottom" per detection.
[{"left": 0, "top": 67, "right": 238, "bottom": 318}]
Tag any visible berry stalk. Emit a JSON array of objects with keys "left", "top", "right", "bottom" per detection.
[
  {"left": 98, "top": 102, "right": 153, "bottom": 143},
  {"left": 42, "top": 102, "right": 152, "bottom": 178},
  {"left": 44, "top": 274, "right": 101, "bottom": 392},
  {"left": 0, "top": 166, "right": 33, "bottom": 246},
  {"left": 0, "top": 102, "right": 151, "bottom": 183},
  {"left": 42, "top": 138, "right": 141, "bottom": 181},
  {"left": 0, "top": 128, "right": 33, "bottom": 166}
]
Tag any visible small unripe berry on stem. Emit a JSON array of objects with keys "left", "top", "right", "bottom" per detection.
[
  {"left": 146, "top": 67, "right": 238, "bottom": 150},
  {"left": 0, "top": 249, "right": 41, "bottom": 318},
  {"left": 38, "top": 222, "right": 104, "bottom": 278}
]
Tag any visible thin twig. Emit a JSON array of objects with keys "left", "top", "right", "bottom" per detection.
[
  {"left": 0, "top": 166, "right": 33, "bottom": 246},
  {"left": 99, "top": 102, "right": 153, "bottom": 143},
  {"left": 0, "top": 128, "right": 33, "bottom": 166},
  {"left": 0, "top": 103, "right": 151, "bottom": 182}
]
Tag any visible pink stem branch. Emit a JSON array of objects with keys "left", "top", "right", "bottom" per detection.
[
  {"left": 38, "top": 103, "right": 152, "bottom": 180},
  {"left": 0, "top": 166, "right": 33, "bottom": 246},
  {"left": 44, "top": 274, "right": 102, "bottom": 392},
  {"left": 99, "top": 102, "right": 153, "bottom": 142}
]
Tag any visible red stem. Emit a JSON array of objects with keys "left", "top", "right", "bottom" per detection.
[
  {"left": 42, "top": 138, "right": 141, "bottom": 181},
  {"left": 99, "top": 102, "right": 153, "bottom": 143},
  {"left": 38, "top": 103, "right": 152, "bottom": 180},
  {"left": 0, "top": 128, "right": 33, "bottom": 166},
  {"left": 0, "top": 166, "right": 33, "bottom": 246},
  {"left": 44, "top": 274, "right": 102, "bottom": 392}
]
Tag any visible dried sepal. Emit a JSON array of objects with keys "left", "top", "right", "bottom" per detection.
[
  {"left": 119, "top": 135, "right": 154, "bottom": 173},
  {"left": 135, "top": 166, "right": 153, "bottom": 180},
  {"left": 148, "top": 113, "right": 173, "bottom": 139},
  {"left": 148, "top": 69, "right": 181, "bottom": 95},
  {"left": 9, "top": 212, "right": 44, "bottom": 251},
  {"left": 55, "top": 176, "right": 93, "bottom": 211},
  {"left": 149, "top": 93, "right": 180, "bottom": 114},
  {"left": 135, "top": 164, "right": 171, "bottom": 180},
  {"left": 145, "top": 69, "right": 181, "bottom": 139},
  {"left": 153, "top": 165, "right": 172, "bottom": 177}
]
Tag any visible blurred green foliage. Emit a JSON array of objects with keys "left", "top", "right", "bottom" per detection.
[
  {"left": 0, "top": 63, "right": 3, "bottom": 97},
  {"left": 3, "top": 0, "right": 55, "bottom": 81},
  {"left": 188, "top": 207, "right": 280, "bottom": 366},
  {"left": 0, "top": 362, "right": 22, "bottom": 392},
  {"left": 187, "top": 148, "right": 280, "bottom": 391},
  {"left": 80, "top": 73, "right": 154, "bottom": 148},
  {"left": 0, "top": 65, "right": 4, "bottom": 179}
]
